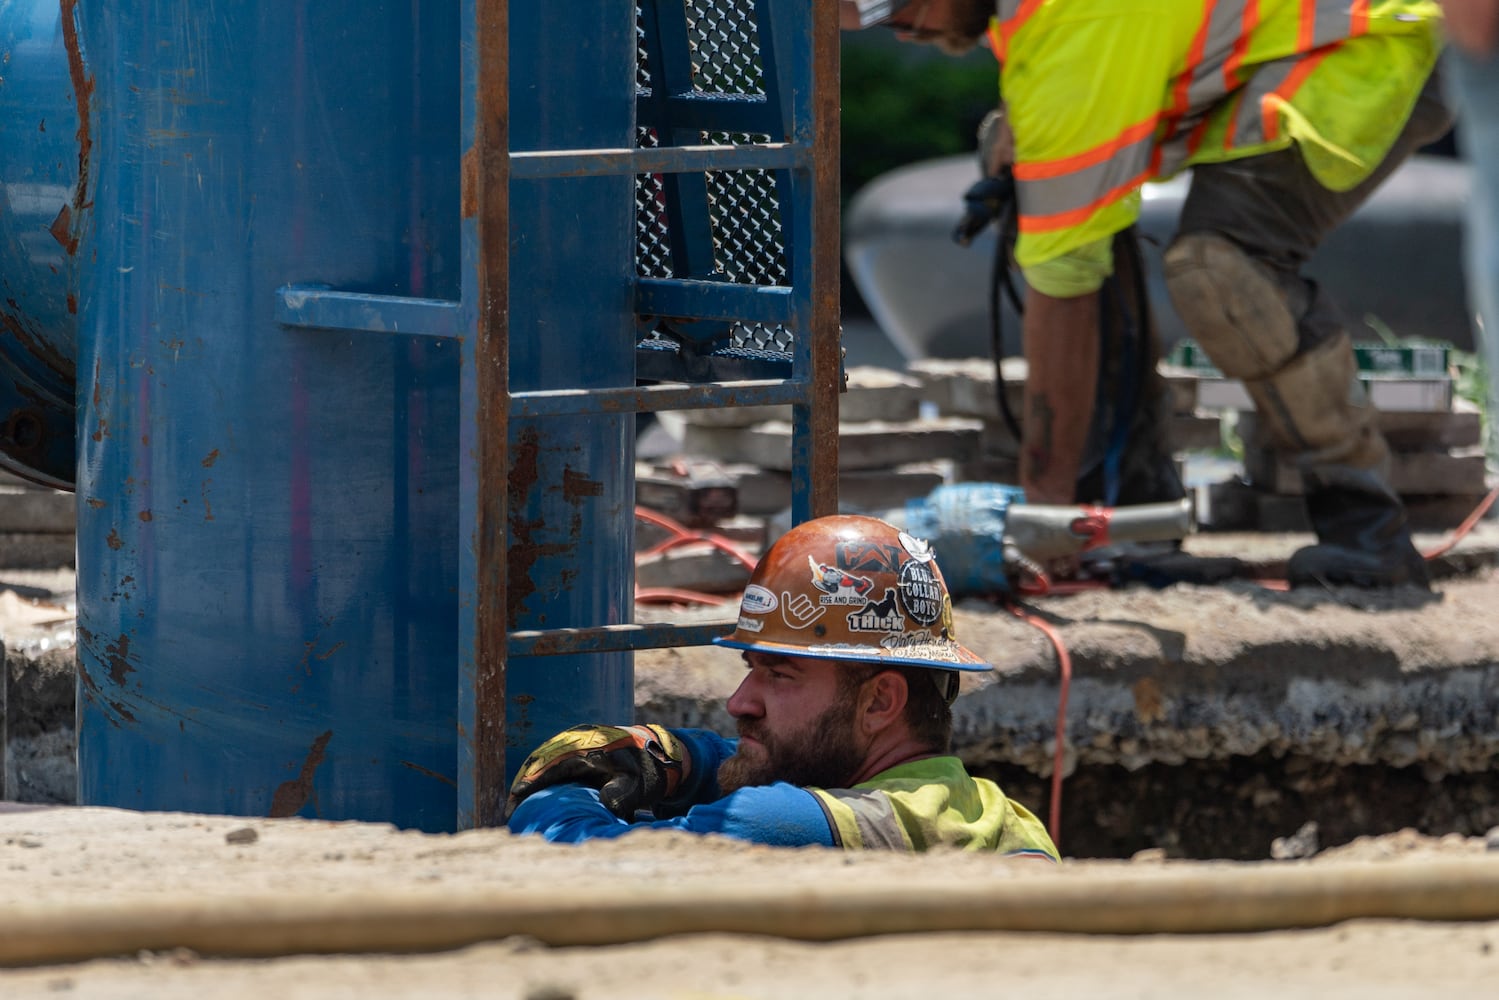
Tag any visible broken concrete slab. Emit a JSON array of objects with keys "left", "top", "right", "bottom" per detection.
[
  {"left": 1240, "top": 407, "right": 1485, "bottom": 454},
  {"left": 680, "top": 365, "right": 925, "bottom": 428},
  {"left": 685, "top": 418, "right": 982, "bottom": 472},
  {"left": 721, "top": 462, "right": 955, "bottom": 516},
  {"left": 1245, "top": 447, "right": 1489, "bottom": 497}
]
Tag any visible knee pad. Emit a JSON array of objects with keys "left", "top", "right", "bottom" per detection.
[{"left": 1163, "top": 232, "right": 1299, "bottom": 381}]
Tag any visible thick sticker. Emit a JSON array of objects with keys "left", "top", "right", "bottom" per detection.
[
  {"left": 809, "top": 555, "right": 876, "bottom": 605},
  {"left": 845, "top": 588, "right": 907, "bottom": 634},
  {"left": 897, "top": 559, "right": 942, "bottom": 626},
  {"left": 741, "top": 584, "right": 778, "bottom": 614}
]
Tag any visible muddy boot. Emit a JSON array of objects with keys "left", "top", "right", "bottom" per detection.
[{"left": 1287, "top": 466, "right": 1430, "bottom": 588}]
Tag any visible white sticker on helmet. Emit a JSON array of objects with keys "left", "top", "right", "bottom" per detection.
[
  {"left": 898, "top": 531, "right": 935, "bottom": 563},
  {"left": 736, "top": 615, "right": 765, "bottom": 633},
  {"left": 781, "top": 589, "right": 826, "bottom": 630},
  {"left": 741, "top": 584, "right": 778, "bottom": 614}
]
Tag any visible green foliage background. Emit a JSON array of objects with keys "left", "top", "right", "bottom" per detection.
[{"left": 838, "top": 38, "right": 1000, "bottom": 204}]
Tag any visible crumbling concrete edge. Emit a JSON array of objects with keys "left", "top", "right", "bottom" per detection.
[{"left": 958, "top": 664, "right": 1499, "bottom": 778}]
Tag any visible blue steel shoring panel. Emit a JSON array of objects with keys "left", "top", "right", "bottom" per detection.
[{"left": 75, "top": 0, "right": 463, "bottom": 830}]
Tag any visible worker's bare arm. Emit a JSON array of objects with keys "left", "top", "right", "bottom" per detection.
[{"left": 1019, "top": 290, "right": 1100, "bottom": 503}]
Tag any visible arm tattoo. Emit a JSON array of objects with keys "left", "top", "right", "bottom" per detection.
[{"left": 1025, "top": 392, "right": 1055, "bottom": 479}]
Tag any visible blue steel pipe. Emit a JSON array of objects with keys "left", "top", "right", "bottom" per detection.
[
  {"left": 0, "top": 1, "right": 85, "bottom": 489},
  {"left": 73, "top": 1, "right": 469, "bottom": 830}
]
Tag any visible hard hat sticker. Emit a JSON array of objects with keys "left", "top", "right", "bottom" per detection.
[
  {"left": 898, "top": 531, "right": 935, "bottom": 562},
  {"left": 835, "top": 540, "right": 905, "bottom": 575},
  {"left": 809, "top": 555, "right": 876, "bottom": 605},
  {"left": 781, "top": 590, "right": 826, "bottom": 630},
  {"left": 845, "top": 589, "right": 907, "bottom": 633},
  {"left": 741, "top": 584, "right": 778, "bottom": 614},
  {"left": 736, "top": 615, "right": 765, "bottom": 633},
  {"left": 898, "top": 560, "right": 942, "bottom": 626},
  {"left": 880, "top": 633, "right": 969, "bottom": 662}
]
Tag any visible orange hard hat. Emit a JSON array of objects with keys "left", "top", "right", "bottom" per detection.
[{"left": 715, "top": 514, "right": 989, "bottom": 672}]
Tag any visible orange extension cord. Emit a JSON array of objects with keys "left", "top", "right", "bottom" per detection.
[
  {"left": 1005, "top": 482, "right": 1499, "bottom": 854},
  {"left": 634, "top": 506, "right": 759, "bottom": 607}
]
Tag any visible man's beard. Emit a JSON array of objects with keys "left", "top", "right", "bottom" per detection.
[{"left": 718, "top": 691, "right": 866, "bottom": 795}]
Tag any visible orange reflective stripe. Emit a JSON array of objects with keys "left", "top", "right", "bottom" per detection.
[
  {"left": 1350, "top": 0, "right": 1368, "bottom": 35},
  {"left": 1013, "top": 115, "right": 1158, "bottom": 182},
  {"left": 1015, "top": 129, "right": 1155, "bottom": 218},
  {"left": 1260, "top": 46, "right": 1336, "bottom": 141},
  {"left": 987, "top": 20, "right": 1003, "bottom": 62},
  {"left": 1224, "top": 0, "right": 1258, "bottom": 91},
  {"left": 1298, "top": 0, "right": 1316, "bottom": 49},
  {"left": 1017, "top": 166, "right": 1151, "bottom": 234},
  {"left": 994, "top": 0, "right": 1046, "bottom": 62},
  {"left": 1164, "top": 3, "right": 1216, "bottom": 142}
]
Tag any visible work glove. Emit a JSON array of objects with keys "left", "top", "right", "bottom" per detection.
[
  {"left": 503, "top": 724, "right": 688, "bottom": 822},
  {"left": 953, "top": 108, "right": 1016, "bottom": 247}
]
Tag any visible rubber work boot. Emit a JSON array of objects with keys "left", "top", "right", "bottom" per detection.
[
  {"left": 1287, "top": 466, "right": 1430, "bottom": 589},
  {"left": 1234, "top": 336, "right": 1427, "bottom": 589}
]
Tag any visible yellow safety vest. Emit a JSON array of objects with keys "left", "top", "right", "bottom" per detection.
[
  {"left": 809, "top": 756, "right": 1060, "bottom": 858},
  {"left": 988, "top": 0, "right": 1443, "bottom": 268}
]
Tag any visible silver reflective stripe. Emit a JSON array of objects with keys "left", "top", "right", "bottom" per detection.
[
  {"left": 1311, "top": 0, "right": 1360, "bottom": 48},
  {"left": 819, "top": 788, "right": 910, "bottom": 850},
  {"left": 1016, "top": 130, "right": 1154, "bottom": 220},
  {"left": 1177, "top": 0, "right": 1249, "bottom": 126},
  {"left": 1229, "top": 55, "right": 1300, "bottom": 146}
]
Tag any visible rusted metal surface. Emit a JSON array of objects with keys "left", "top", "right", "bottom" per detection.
[
  {"left": 268, "top": 730, "right": 334, "bottom": 818},
  {"left": 808, "top": 0, "right": 842, "bottom": 518},
  {"left": 58, "top": 0, "right": 93, "bottom": 253},
  {"left": 469, "top": 0, "right": 511, "bottom": 829}
]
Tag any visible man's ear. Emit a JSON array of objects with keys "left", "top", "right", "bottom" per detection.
[{"left": 859, "top": 669, "right": 909, "bottom": 735}]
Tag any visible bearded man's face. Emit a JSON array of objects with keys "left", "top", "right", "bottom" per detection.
[{"left": 719, "top": 655, "right": 874, "bottom": 794}]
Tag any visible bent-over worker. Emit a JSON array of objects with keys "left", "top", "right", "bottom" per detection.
[{"left": 843, "top": 0, "right": 1451, "bottom": 588}]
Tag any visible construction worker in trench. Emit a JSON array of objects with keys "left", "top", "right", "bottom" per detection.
[
  {"left": 505, "top": 515, "right": 1059, "bottom": 859},
  {"left": 843, "top": 0, "right": 1452, "bottom": 588}
]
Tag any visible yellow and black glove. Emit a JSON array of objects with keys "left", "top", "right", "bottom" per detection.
[{"left": 503, "top": 724, "right": 688, "bottom": 822}]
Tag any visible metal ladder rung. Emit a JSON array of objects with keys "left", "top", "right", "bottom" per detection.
[
  {"left": 652, "top": 92, "right": 780, "bottom": 135},
  {"left": 638, "top": 278, "right": 795, "bottom": 326},
  {"left": 511, "top": 142, "right": 805, "bottom": 179},
  {"left": 508, "top": 621, "right": 737, "bottom": 657},
  {"left": 509, "top": 378, "right": 809, "bottom": 417},
  {"left": 275, "top": 286, "right": 463, "bottom": 337}
]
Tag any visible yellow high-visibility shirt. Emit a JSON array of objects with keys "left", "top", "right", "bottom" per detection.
[
  {"left": 989, "top": 0, "right": 1443, "bottom": 269},
  {"left": 809, "top": 755, "right": 1060, "bottom": 858}
]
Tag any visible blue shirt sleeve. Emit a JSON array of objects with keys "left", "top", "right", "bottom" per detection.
[{"left": 507, "top": 780, "right": 837, "bottom": 848}]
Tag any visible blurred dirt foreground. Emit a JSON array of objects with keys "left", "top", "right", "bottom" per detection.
[{"left": 2, "top": 803, "right": 1499, "bottom": 998}]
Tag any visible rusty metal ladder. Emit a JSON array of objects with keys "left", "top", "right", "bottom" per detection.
[{"left": 455, "top": 0, "right": 841, "bottom": 826}]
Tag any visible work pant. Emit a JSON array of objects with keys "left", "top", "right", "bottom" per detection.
[{"left": 1176, "top": 70, "right": 1453, "bottom": 359}]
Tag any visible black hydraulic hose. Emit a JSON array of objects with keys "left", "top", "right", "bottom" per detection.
[{"left": 989, "top": 194, "right": 1025, "bottom": 447}]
